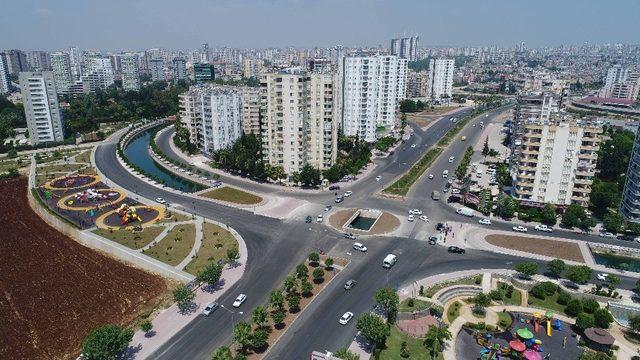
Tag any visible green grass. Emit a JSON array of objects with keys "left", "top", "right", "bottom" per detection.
[
  {"left": 38, "top": 163, "right": 87, "bottom": 174},
  {"left": 93, "top": 227, "right": 166, "bottom": 250},
  {"left": 422, "top": 275, "right": 481, "bottom": 298},
  {"left": 155, "top": 211, "right": 192, "bottom": 223},
  {"left": 184, "top": 222, "right": 238, "bottom": 276},
  {"left": 380, "top": 326, "right": 441, "bottom": 360},
  {"left": 498, "top": 282, "right": 522, "bottom": 306},
  {"left": 383, "top": 147, "right": 442, "bottom": 196},
  {"left": 200, "top": 186, "right": 262, "bottom": 205},
  {"left": 74, "top": 149, "right": 92, "bottom": 164},
  {"left": 143, "top": 224, "right": 196, "bottom": 266},
  {"left": 497, "top": 311, "right": 513, "bottom": 329},
  {"left": 0, "top": 159, "right": 27, "bottom": 172},
  {"left": 399, "top": 298, "right": 434, "bottom": 312},
  {"left": 447, "top": 301, "right": 462, "bottom": 323},
  {"left": 527, "top": 291, "right": 567, "bottom": 316}
]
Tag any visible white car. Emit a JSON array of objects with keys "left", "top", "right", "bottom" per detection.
[
  {"left": 375, "top": 176, "right": 382, "bottom": 181},
  {"left": 411, "top": 144, "right": 417, "bottom": 148},
  {"left": 408, "top": 214, "right": 415, "bottom": 222},
  {"left": 512, "top": 226, "right": 528, "bottom": 233},
  {"left": 344, "top": 191, "right": 353, "bottom": 197},
  {"left": 409, "top": 209, "right": 423, "bottom": 215},
  {"left": 535, "top": 224, "right": 553, "bottom": 233},
  {"left": 478, "top": 218, "right": 492, "bottom": 225},
  {"left": 232, "top": 294, "right": 247, "bottom": 308},
  {"left": 155, "top": 197, "right": 166, "bottom": 204},
  {"left": 599, "top": 232, "right": 616, "bottom": 239},
  {"left": 339, "top": 312, "right": 354, "bottom": 325},
  {"left": 317, "top": 214, "right": 324, "bottom": 223},
  {"left": 353, "top": 242, "right": 367, "bottom": 252},
  {"left": 449, "top": 156, "right": 455, "bottom": 163},
  {"left": 596, "top": 273, "right": 609, "bottom": 281},
  {"left": 202, "top": 301, "right": 219, "bottom": 316},
  {"left": 451, "top": 189, "right": 461, "bottom": 194},
  {"left": 419, "top": 215, "right": 429, "bottom": 222},
  {"left": 428, "top": 174, "right": 434, "bottom": 179}
]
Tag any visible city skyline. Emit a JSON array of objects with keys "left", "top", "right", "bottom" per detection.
[{"left": 2, "top": 0, "right": 640, "bottom": 50}]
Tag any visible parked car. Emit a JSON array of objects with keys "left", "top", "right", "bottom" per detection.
[
  {"left": 512, "top": 226, "right": 528, "bottom": 233},
  {"left": 409, "top": 209, "right": 422, "bottom": 215},
  {"left": 335, "top": 196, "right": 343, "bottom": 203},
  {"left": 155, "top": 197, "right": 167, "bottom": 204},
  {"left": 449, "top": 156, "right": 455, "bottom": 163},
  {"left": 563, "top": 280, "right": 580, "bottom": 290},
  {"left": 305, "top": 216, "right": 312, "bottom": 223},
  {"left": 596, "top": 273, "right": 609, "bottom": 281},
  {"left": 329, "top": 185, "right": 340, "bottom": 191},
  {"left": 202, "top": 301, "right": 219, "bottom": 316},
  {"left": 436, "top": 223, "right": 445, "bottom": 231},
  {"left": 448, "top": 246, "right": 466, "bottom": 254},
  {"left": 344, "top": 280, "right": 357, "bottom": 290},
  {"left": 324, "top": 205, "right": 332, "bottom": 212},
  {"left": 419, "top": 215, "right": 429, "bottom": 222},
  {"left": 344, "top": 233, "right": 357, "bottom": 240},
  {"left": 535, "top": 224, "right": 553, "bottom": 233},
  {"left": 443, "top": 170, "right": 449, "bottom": 178},
  {"left": 451, "top": 189, "right": 461, "bottom": 194},
  {"left": 599, "top": 232, "right": 616, "bottom": 239},
  {"left": 344, "top": 191, "right": 353, "bottom": 197},
  {"left": 232, "top": 294, "right": 247, "bottom": 308},
  {"left": 339, "top": 312, "right": 354, "bottom": 325},
  {"left": 411, "top": 144, "right": 417, "bottom": 148},
  {"left": 428, "top": 236, "right": 438, "bottom": 245},
  {"left": 317, "top": 214, "right": 323, "bottom": 223},
  {"left": 352, "top": 242, "right": 367, "bottom": 252},
  {"left": 408, "top": 214, "right": 415, "bottom": 222},
  {"left": 375, "top": 176, "right": 382, "bottom": 181},
  {"left": 478, "top": 218, "right": 491, "bottom": 225}
]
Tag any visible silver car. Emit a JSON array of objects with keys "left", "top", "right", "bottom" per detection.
[{"left": 202, "top": 301, "right": 219, "bottom": 316}]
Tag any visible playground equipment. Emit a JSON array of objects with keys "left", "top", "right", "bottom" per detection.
[
  {"left": 73, "top": 188, "right": 107, "bottom": 203},
  {"left": 532, "top": 311, "right": 558, "bottom": 337},
  {"left": 116, "top": 204, "right": 142, "bottom": 225}
]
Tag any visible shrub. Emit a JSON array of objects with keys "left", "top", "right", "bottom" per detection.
[
  {"left": 539, "top": 281, "right": 558, "bottom": 296},
  {"left": 565, "top": 299, "right": 583, "bottom": 317},
  {"left": 575, "top": 313, "right": 595, "bottom": 331},
  {"left": 530, "top": 285, "right": 547, "bottom": 300},
  {"left": 582, "top": 298, "right": 600, "bottom": 314},
  {"left": 407, "top": 298, "right": 414, "bottom": 307},
  {"left": 557, "top": 291, "right": 572, "bottom": 305},
  {"left": 594, "top": 308, "right": 614, "bottom": 329},
  {"left": 489, "top": 289, "right": 505, "bottom": 301},
  {"left": 474, "top": 275, "right": 483, "bottom": 285}
]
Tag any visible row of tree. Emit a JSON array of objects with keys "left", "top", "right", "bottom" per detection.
[{"left": 0, "top": 95, "right": 26, "bottom": 150}]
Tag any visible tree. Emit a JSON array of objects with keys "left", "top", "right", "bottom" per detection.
[
  {"left": 629, "top": 314, "right": 640, "bottom": 333},
  {"left": 251, "top": 328, "right": 268, "bottom": 350},
  {"left": 597, "top": 130, "right": 635, "bottom": 181},
  {"left": 140, "top": 320, "right": 153, "bottom": 333},
  {"left": 283, "top": 275, "right": 298, "bottom": 295},
  {"left": 593, "top": 308, "right": 614, "bottom": 328},
  {"left": 375, "top": 287, "right": 400, "bottom": 323},
  {"left": 301, "top": 279, "right": 313, "bottom": 297},
  {"left": 582, "top": 298, "right": 600, "bottom": 314},
  {"left": 271, "top": 309, "right": 286, "bottom": 326},
  {"left": 312, "top": 268, "right": 325, "bottom": 282},
  {"left": 355, "top": 313, "right": 390, "bottom": 348},
  {"left": 252, "top": 306, "right": 268, "bottom": 329},
  {"left": 566, "top": 265, "right": 592, "bottom": 284},
  {"left": 575, "top": 313, "right": 595, "bottom": 331},
  {"left": 399, "top": 99, "right": 418, "bottom": 113},
  {"left": 515, "top": 262, "right": 538, "bottom": 279},
  {"left": 325, "top": 257, "right": 334, "bottom": 270},
  {"left": 232, "top": 321, "right": 253, "bottom": 351},
  {"left": 607, "top": 274, "right": 621, "bottom": 286},
  {"left": 539, "top": 204, "right": 557, "bottom": 225},
  {"left": 269, "top": 289, "right": 285, "bottom": 310},
  {"left": 196, "top": 262, "right": 224, "bottom": 286},
  {"left": 335, "top": 348, "right": 360, "bottom": 360},
  {"left": 423, "top": 323, "right": 452, "bottom": 359},
  {"left": 295, "top": 263, "right": 308, "bottom": 279},
  {"left": 299, "top": 164, "right": 321, "bottom": 187},
  {"left": 308, "top": 252, "right": 320, "bottom": 265},
  {"left": 472, "top": 293, "right": 491, "bottom": 310},
  {"left": 496, "top": 196, "right": 518, "bottom": 219},
  {"left": 211, "top": 346, "right": 234, "bottom": 360},
  {"left": 482, "top": 137, "right": 490, "bottom": 156},
  {"left": 173, "top": 284, "right": 195, "bottom": 312},
  {"left": 562, "top": 204, "right": 587, "bottom": 228},
  {"left": 603, "top": 213, "right": 624, "bottom": 233},
  {"left": 81, "top": 325, "right": 134, "bottom": 360},
  {"left": 287, "top": 292, "right": 301, "bottom": 312},
  {"left": 226, "top": 248, "right": 240, "bottom": 264},
  {"left": 547, "top": 259, "right": 566, "bottom": 278},
  {"left": 565, "top": 299, "right": 583, "bottom": 317}
]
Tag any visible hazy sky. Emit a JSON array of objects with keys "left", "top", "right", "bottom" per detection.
[{"left": 2, "top": 0, "right": 639, "bottom": 50}]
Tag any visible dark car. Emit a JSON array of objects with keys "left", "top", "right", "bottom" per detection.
[
  {"left": 563, "top": 280, "right": 579, "bottom": 290},
  {"left": 329, "top": 185, "right": 340, "bottom": 191},
  {"left": 448, "top": 246, "right": 465, "bottom": 254},
  {"left": 344, "top": 233, "right": 357, "bottom": 240},
  {"left": 428, "top": 236, "right": 438, "bottom": 245},
  {"left": 305, "top": 216, "right": 312, "bottom": 223},
  {"left": 435, "top": 223, "right": 445, "bottom": 231}
]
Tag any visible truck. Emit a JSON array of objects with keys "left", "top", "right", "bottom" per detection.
[
  {"left": 431, "top": 191, "right": 441, "bottom": 201},
  {"left": 456, "top": 207, "right": 474, "bottom": 217}
]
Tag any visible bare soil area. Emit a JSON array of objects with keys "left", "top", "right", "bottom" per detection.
[
  {"left": 485, "top": 234, "right": 585, "bottom": 263},
  {"left": 0, "top": 177, "right": 167, "bottom": 359}
]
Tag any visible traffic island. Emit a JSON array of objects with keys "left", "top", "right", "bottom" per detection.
[{"left": 328, "top": 208, "right": 400, "bottom": 235}]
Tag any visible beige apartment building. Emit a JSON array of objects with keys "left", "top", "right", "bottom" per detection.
[
  {"left": 240, "top": 86, "right": 263, "bottom": 135},
  {"left": 261, "top": 69, "right": 338, "bottom": 176},
  {"left": 513, "top": 118, "right": 602, "bottom": 207}
]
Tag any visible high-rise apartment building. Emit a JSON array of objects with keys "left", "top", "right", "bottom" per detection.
[
  {"left": 0, "top": 55, "right": 11, "bottom": 94},
  {"left": 512, "top": 118, "right": 602, "bottom": 207},
  {"left": 240, "top": 86, "right": 263, "bottom": 135},
  {"left": 390, "top": 36, "right": 419, "bottom": 61},
  {"left": 340, "top": 55, "right": 408, "bottom": 142},
  {"left": 69, "top": 46, "right": 83, "bottom": 81},
  {"left": 26, "top": 51, "right": 51, "bottom": 71},
  {"left": 600, "top": 65, "right": 640, "bottom": 101},
  {"left": 120, "top": 54, "right": 141, "bottom": 91},
  {"left": 261, "top": 69, "right": 338, "bottom": 176},
  {"left": 179, "top": 85, "right": 243, "bottom": 155},
  {"left": 193, "top": 63, "right": 215, "bottom": 83},
  {"left": 426, "top": 59, "right": 454, "bottom": 103},
  {"left": 172, "top": 58, "right": 187, "bottom": 81},
  {"left": 3, "top": 50, "right": 28, "bottom": 76},
  {"left": 621, "top": 129, "right": 640, "bottom": 222},
  {"left": 83, "top": 57, "right": 115, "bottom": 91},
  {"left": 242, "top": 58, "right": 262, "bottom": 79},
  {"left": 149, "top": 59, "right": 164, "bottom": 82},
  {"left": 19, "top": 71, "right": 65, "bottom": 145},
  {"left": 406, "top": 70, "right": 429, "bottom": 98},
  {"left": 50, "top": 52, "right": 73, "bottom": 94}
]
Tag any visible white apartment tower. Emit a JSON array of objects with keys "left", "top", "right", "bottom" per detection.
[
  {"left": 50, "top": 52, "right": 73, "bottom": 94},
  {"left": 149, "top": 59, "right": 164, "bottom": 82},
  {"left": 19, "top": 72, "right": 65, "bottom": 145},
  {"left": 172, "top": 58, "right": 187, "bottom": 81},
  {"left": 340, "top": 55, "right": 408, "bottom": 142},
  {"left": 600, "top": 65, "right": 640, "bottom": 101},
  {"left": 83, "top": 57, "right": 115, "bottom": 91},
  {"left": 261, "top": 69, "right": 338, "bottom": 176},
  {"left": 0, "top": 55, "right": 11, "bottom": 94},
  {"left": 121, "top": 54, "right": 141, "bottom": 91},
  {"left": 427, "top": 59, "right": 455, "bottom": 102}
]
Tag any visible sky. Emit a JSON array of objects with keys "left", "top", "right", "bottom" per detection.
[{"left": 1, "top": 0, "right": 639, "bottom": 51}]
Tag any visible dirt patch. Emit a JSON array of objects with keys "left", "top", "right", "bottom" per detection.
[
  {"left": 485, "top": 234, "right": 585, "bottom": 263},
  {"left": 407, "top": 106, "right": 463, "bottom": 127},
  {"left": 0, "top": 177, "right": 168, "bottom": 359},
  {"left": 328, "top": 209, "right": 400, "bottom": 235}
]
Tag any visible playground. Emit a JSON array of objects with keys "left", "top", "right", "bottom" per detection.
[
  {"left": 44, "top": 174, "right": 100, "bottom": 190},
  {"left": 97, "top": 203, "right": 163, "bottom": 229},
  {"left": 455, "top": 310, "right": 581, "bottom": 360},
  {"left": 57, "top": 188, "right": 125, "bottom": 210}
]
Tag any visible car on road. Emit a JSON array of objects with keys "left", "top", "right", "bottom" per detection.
[
  {"left": 335, "top": 196, "right": 343, "bottom": 203},
  {"left": 344, "top": 280, "right": 357, "bottom": 290},
  {"left": 428, "top": 174, "right": 434, "bottom": 179},
  {"left": 563, "top": 280, "right": 580, "bottom": 290},
  {"left": 428, "top": 236, "right": 438, "bottom": 245},
  {"left": 344, "top": 191, "right": 353, "bottom": 197},
  {"left": 512, "top": 226, "right": 528, "bottom": 233},
  {"left": 409, "top": 209, "right": 422, "bottom": 215},
  {"left": 411, "top": 144, "right": 417, "bottom": 148},
  {"left": 599, "top": 232, "right": 616, "bottom": 239},
  {"left": 407, "top": 214, "right": 415, "bottom": 222},
  {"left": 211, "top": 180, "right": 223, "bottom": 188},
  {"left": 352, "top": 242, "right": 367, "bottom": 252},
  {"left": 155, "top": 197, "right": 167, "bottom": 204},
  {"left": 305, "top": 216, "right": 312, "bottom": 223},
  {"left": 448, "top": 246, "right": 466, "bottom": 254},
  {"left": 325, "top": 205, "right": 332, "bottom": 212},
  {"left": 596, "top": 273, "right": 609, "bottom": 281},
  {"left": 449, "top": 156, "right": 455, "bottom": 163},
  {"left": 456, "top": 207, "right": 474, "bottom": 217},
  {"left": 442, "top": 170, "right": 449, "bottom": 178},
  {"left": 202, "top": 301, "right": 219, "bottom": 316},
  {"left": 382, "top": 254, "right": 398, "bottom": 268},
  {"left": 461, "top": 136, "right": 467, "bottom": 141},
  {"left": 478, "top": 218, "right": 491, "bottom": 225},
  {"left": 339, "top": 312, "right": 354, "bottom": 325},
  {"left": 431, "top": 191, "right": 441, "bottom": 200},
  {"left": 375, "top": 176, "right": 382, "bottom": 181},
  {"left": 329, "top": 185, "right": 340, "bottom": 191},
  {"left": 232, "top": 294, "right": 247, "bottom": 308},
  {"left": 535, "top": 224, "right": 553, "bottom": 233},
  {"left": 344, "top": 233, "right": 357, "bottom": 240},
  {"left": 451, "top": 189, "right": 461, "bottom": 194},
  {"left": 419, "top": 215, "right": 429, "bottom": 222},
  {"left": 317, "top": 214, "right": 323, "bottom": 223}
]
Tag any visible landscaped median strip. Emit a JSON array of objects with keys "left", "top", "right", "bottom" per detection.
[{"left": 383, "top": 104, "right": 502, "bottom": 197}]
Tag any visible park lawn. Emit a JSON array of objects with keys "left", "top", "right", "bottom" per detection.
[
  {"left": 497, "top": 311, "right": 513, "bottom": 329},
  {"left": 200, "top": 186, "right": 262, "bottom": 205},
  {"left": 400, "top": 298, "right": 434, "bottom": 312},
  {"left": 380, "top": 326, "right": 439, "bottom": 360},
  {"left": 93, "top": 226, "right": 165, "bottom": 250},
  {"left": 38, "top": 163, "right": 88, "bottom": 174},
  {"left": 143, "top": 224, "right": 196, "bottom": 266},
  {"left": 447, "top": 301, "right": 462, "bottom": 323},
  {"left": 423, "top": 276, "right": 481, "bottom": 298},
  {"left": 0, "top": 159, "right": 27, "bottom": 173},
  {"left": 183, "top": 222, "right": 238, "bottom": 276},
  {"left": 74, "top": 150, "right": 92, "bottom": 164},
  {"left": 504, "top": 288, "right": 522, "bottom": 306},
  {"left": 527, "top": 292, "right": 567, "bottom": 316},
  {"left": 156, "top": 211, "right": 192, "bottom": 223}
]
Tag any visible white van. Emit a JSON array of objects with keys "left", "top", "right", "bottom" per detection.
[{"left": 382, "top": 254, "right": 397, "bottom": 268}]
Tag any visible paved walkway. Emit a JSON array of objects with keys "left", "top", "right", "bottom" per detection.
[{"left": 177, "top": 216, "right": 204, "bottom": 270}]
